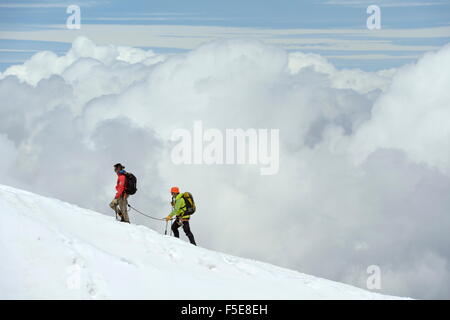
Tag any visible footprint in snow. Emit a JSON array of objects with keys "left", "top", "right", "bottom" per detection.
[
  {"left": 128, "top": 228, "right": 141, "bottom": 240},
  {"left": 86, "top": 273, "right": 110, "bottom": 300},
  {"left": 168, "top": 249, "right": 182, "bottom": 262},
  {"left": 65, "top": 258, "right": 85, "bottom": 290},
  {"left": 163, "top": 243, "right": 183, "bottom": 262},
  {"left": 65, "top": 256, "right": 110, "bottom": 299},
  {"left": 222, "top": 255, "right": 258, "bottom": 276},
  {"left": 198, "top": 255, "right": 218, "bottom": 271},
  {"left": 222, "top": 254, "right": 238, "bottom": 265}
]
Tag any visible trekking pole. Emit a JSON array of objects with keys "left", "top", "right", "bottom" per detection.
[{"left": 164, "top": 220, "right": 168, "bottom": 235}]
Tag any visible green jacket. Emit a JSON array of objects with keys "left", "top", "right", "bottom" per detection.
[{"left": 169, "top": 193, "right": 190, "bottom": 219}]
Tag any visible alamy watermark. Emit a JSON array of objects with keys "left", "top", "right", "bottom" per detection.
[
  {"left": 367, "top": 5, "right": 381, "bottom": 30},
  {"left": 366, "top": 265, "right": 382, "bottom": 290},
  {"left": 170, "top": 121, "right": 280, "bottom": 175},
  {"left": 66, "top": 5, "right": 81, "bottom": 29}
]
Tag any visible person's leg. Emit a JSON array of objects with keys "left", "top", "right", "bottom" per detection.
[
  {"left": 182, "top": 220, "right": 196, "bottom": 245},
  {"left": 109, "top": 199, "right": 122, "bottom": 219},
  {"left": 118, "top": 196, "right": 130, "bottom": 223},
  {"left": 109, "top": 200, "right": 116, "bottom": 211},
  {"left": 171, "top": 218, "right": 181, "bottom": 238}
]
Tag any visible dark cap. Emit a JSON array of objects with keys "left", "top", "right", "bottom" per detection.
[{"left": 114, "top": 163, "right": 125, "bottom": 170}]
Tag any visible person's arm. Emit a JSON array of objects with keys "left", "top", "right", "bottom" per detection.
[{"left": 115, "top": 175, "right": 126, "bottom": 199}]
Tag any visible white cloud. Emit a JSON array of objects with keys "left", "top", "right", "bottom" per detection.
[
  {"left": 1, "top": 36, "right": 450, "bottom": 299},
  {"left": 0, "top": 37, "right": 164, "bottom": 86},
  {"left": 350, "top": 44, "right": 450, "bottom": 172},
  {"left": 288, "top": 51, "right": 395, "bottom": 93},
  {"left": 0, "top": 134, "right": 17, "bottom": 173}
]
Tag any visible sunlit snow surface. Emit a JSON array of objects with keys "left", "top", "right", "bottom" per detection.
[{"left": 0, "top": 184, "right": 408, "bottom": 299}]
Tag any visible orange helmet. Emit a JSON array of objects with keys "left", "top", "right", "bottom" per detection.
[{"left": 170, "top": 186, "right": 179, "bottom": 193}]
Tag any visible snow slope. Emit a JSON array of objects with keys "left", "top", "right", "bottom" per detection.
[{"left": 0, "top": 184, "right": 406, "bottom": 299}]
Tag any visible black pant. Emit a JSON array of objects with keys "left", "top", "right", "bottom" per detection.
[{"left": 171, "top": 218, "right": 196, "bottom": 245}]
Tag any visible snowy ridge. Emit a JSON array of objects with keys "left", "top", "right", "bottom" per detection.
[{"left": 0, "top": 184, "right": 406, "bottom": 299}]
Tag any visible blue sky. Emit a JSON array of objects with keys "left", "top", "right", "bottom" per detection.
[{"left": 0, "top": 0, "right": 449, "bottom": 71}]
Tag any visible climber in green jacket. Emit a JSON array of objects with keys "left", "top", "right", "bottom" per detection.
[{"left": 165, "top": 186, "right": 196, "bottom": 245}]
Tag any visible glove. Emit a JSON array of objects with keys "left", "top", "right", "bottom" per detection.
[{"left": 165, "top": 215, "right": 172, "bottom": 221}]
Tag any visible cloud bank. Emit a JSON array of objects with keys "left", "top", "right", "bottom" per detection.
[{"left": 1, "top": 36, "right": 450, "bottom": 299}]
